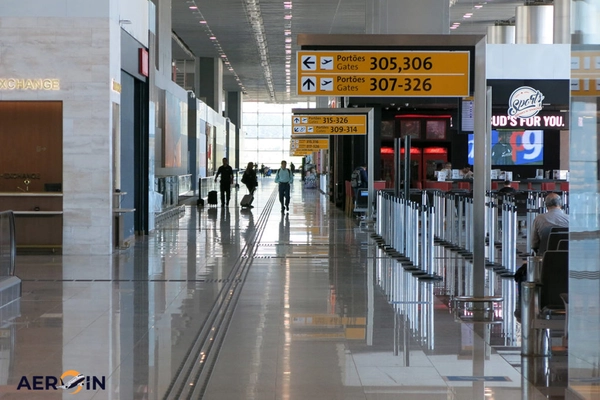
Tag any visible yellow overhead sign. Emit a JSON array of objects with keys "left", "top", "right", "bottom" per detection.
[
  {"left": 292, "top": 114, "right": 367, "bottom": 135},
  {"left": 297, "top": 51, "right": 470, "bottom": 97}
]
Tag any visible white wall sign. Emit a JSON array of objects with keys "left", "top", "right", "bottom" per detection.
[
  {"left": 0, "top": 78, "right": 60, "bottom": 90},
  {"left": 491, "top": 114, "right": 566, "bottom": 128}
]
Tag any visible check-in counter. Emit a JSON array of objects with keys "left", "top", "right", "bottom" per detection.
[
  {"left": 0, "top": 193, "right": 62, "bottom": 251},
  {"left": 519, "top": 179, "right": 568, "bottom": 191},
  {"left": 424, "top": 181, "right": 453, "bottom": 191}
]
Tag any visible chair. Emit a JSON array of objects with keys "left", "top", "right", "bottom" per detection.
[
  {"left": 354, "top": 189, "right": 369, "bottom": 213},
  {"left": 546, "top": 231, "right": 568, "bottom": 253},
  {"left": 521, "top": 250, "right": 568, "bottom": 356},
  {"left": 550, "top": 227, "right": 568, "bottom": 233},
  {"left": 557, "top": 239, "right": 569, "bottom": 250},
  {"left": 538, "top": 226, "right": 568, "bottom": 255},
  {"left": 540, "top": 250, "right": 568, "bottom": 314},
  {"left": 538, "top": 250, "right": 569, "bottom": 354}
]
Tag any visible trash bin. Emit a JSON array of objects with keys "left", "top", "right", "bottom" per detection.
[{"left": 527, "top": 256, "right": 544, "bottom": 283}]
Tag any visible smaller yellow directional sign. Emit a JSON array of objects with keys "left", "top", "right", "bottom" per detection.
[
  {"left": 290, "top": 138, "right": 329, "bottom": 151},
  {"left": 291, "top": 150, "right": 313, "bottom": 156},
  {"left": 291, "top": 114, "right": 367, "bottom": 135}
]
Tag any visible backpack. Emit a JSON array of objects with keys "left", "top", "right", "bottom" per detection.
[{"left": 350, "top": 168, "right": 362, "bottom": 188}]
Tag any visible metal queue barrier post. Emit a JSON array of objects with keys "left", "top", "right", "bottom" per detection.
[
  {"left": 444, "top": 192, "right": 451, "bottom": 245},
  {"left": 465, "top": 196, "right": 473, "bottom": 253},
  {"left": 509, "top": 200, "right": 518, "bottom": 273},
  {"left": 521, "top": 281, "right": 540, "bottom": 356},
  {"left": 457, "top": 194, "right": 464, "bottom": 249},
  {"left": 487, "top": 193, "right": 497, "bottom": 264}
]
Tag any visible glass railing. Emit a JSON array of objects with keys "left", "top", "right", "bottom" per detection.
[{"left": 0, "top": 211, "right": 16, "bottom": 277}]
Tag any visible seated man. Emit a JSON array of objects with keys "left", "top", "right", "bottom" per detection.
[
  {"left": 514, "top": 193, "right": 569, "bottom": 319},
  {"left": 530, "top": 193, "right": 569, "bottom": 255},
  {"left": 497, "top": 180, "right": 516, "bottom": 194}
]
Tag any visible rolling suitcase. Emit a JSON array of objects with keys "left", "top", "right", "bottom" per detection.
[
  {"left": 240, "top": 194, "right": 254, "bottom": 208},
  {"left": 208, "top": 190, "right": 218, "bottom": 206}
]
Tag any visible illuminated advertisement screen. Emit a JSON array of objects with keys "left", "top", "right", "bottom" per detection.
[{"left": 468, "top": 130, "right": 544, "bottom": 166}]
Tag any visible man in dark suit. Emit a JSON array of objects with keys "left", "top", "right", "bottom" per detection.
[{"left": 215, "top": 157, "right": 234, "bottom": 207}]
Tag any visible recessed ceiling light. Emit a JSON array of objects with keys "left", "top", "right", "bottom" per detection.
[
  {"left": 189, "top": 6, "right": 198, "bottom": 9},
  {"left": 199, "top": 20, "right": 207, "bottom": 24},
  {"left": 209, "top": 36, "right": 216, "bottom": 40}
]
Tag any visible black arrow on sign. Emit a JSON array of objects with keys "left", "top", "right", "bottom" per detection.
[
  {"left": 303, "top": 57, "right": 315, "bottom": 69},
  {"left": 303, "top": 78, "right": 315, "bottom": 90}
]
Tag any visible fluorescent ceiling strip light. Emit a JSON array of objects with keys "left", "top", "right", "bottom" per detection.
[
  {"left": 188, "top": 1, "right": 245, "bottom": 94},
  {"left": 242, "top": 0, "right": 276, "bottom": 99}
]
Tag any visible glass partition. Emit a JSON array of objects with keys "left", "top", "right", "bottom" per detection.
[{"left": 0, "top": 211, "right": 16, "bottom": 277}]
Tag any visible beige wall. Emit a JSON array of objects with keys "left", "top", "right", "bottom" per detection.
[{"left": 0, "top": 16, "right": 115, "bottom": 254}]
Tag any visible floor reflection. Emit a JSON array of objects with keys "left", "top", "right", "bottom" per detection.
[{"left": 1, "top": 179, "right": 572, "bottom": 399}]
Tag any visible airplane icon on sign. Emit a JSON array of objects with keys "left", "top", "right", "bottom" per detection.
[
  {"left": 320, "top": 57, "right": 333, "bottom": 70},
  {"left": 320, "top": 78, "right": 333, "bottom": 91}
]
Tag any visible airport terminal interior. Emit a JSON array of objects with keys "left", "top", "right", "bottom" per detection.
[
  {"left": 1, "top": 0, "right": 600, "bottom": 399},
  {"left": 3, "top": 180, "right": 571, "bottom": 399}
]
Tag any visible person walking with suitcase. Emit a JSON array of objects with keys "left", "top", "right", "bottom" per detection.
[
  {"left": 275, "top": 160, "right": 293, "bottom": 213},
  {"left": 215, "top": 157, "right": 234, "bottom": 207},
  {"left": 241, "top": 162, "right": 258, "bottom": 208}
]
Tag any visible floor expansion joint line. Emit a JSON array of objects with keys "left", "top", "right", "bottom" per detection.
[{"left": 163, "top": 188, "right": 278, "bottom": 400}]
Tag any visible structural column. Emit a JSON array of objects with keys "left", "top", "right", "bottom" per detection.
[
  {"left": 199, "top": 57, "right": 224, "bottom": 114},
  {"left": 226, "top": 91, "right": 243, "bottom": 170}
]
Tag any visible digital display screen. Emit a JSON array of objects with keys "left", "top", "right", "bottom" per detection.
[
  {"left": 468, "top": 130, "right": 544, "bottom": 166},
  {"left": 425, "top": 120, "right": 447, "bottom": 140},
  {"left": 399, "top": 120, "right": 421, "bottom": 138}
]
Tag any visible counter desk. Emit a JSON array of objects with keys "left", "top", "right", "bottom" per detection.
[
  {"left": 423, "top": 179, "right": 569, "bottom": 192},
  {"left": 0, "top": 192, "right": 62, "bottom": 251}
]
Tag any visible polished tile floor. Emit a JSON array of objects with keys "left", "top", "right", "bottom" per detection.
[{"left": 0, "top": 177, "right": 570, "bottom": 399}]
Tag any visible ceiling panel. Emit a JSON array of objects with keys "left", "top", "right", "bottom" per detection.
[{"left": 172, "top": 0, "right": 521, "bottom": 103}]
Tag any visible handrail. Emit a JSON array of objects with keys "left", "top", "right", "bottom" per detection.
[{"left": 0, "top": 211, "right": 16, "bottom": 277}]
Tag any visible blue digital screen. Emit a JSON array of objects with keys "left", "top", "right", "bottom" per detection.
[{"left": 468, "top": 130, "right": 544, "bottom": 166}]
